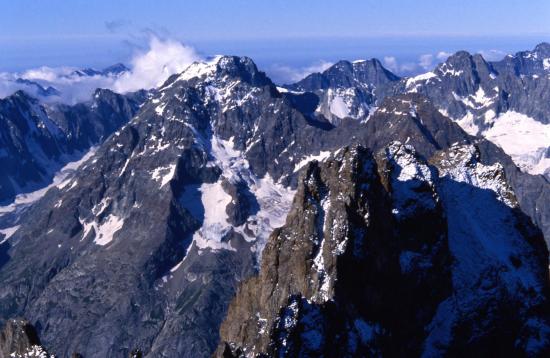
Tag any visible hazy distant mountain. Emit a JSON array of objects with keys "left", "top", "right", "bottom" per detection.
[
  {"left": 288, "top": 43, "right": 550, "bottom": 179},
  {"left": 287, "top": 58, "right": 400, "bottom": 125},
  {"left": 71, "top": 63, "right": 130, "bottom": 77},
  {"left": 14, "top": 78, "right": 61, "bottom": 97},
  {"left": 0, "top": 88, "right": 147, "bottom": 204}
]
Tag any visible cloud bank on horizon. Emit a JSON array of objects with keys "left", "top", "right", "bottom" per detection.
[
  {"left": 267, "top": 61, "right": 334, "bottom": 84},
  {"left": 0, "top": 36, "right": 202, "bottom": 104},
  {"left": 0, "top": 35, "right": 514, "bottom": 104},
  {"left": 382, "top": 48, "right": 509, "bottom": 75}
]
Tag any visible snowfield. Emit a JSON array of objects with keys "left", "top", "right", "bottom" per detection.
[{"left": 483, "top": 111, "right": 550, "bottom": 177}]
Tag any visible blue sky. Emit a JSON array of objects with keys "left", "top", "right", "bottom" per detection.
[{"left": 1, "top": 0, "right": 550, "bottom": 82}]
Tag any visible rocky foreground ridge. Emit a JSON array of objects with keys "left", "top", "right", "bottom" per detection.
[{"left": 218, "top": 144, "right": 550, "bottom": 357}]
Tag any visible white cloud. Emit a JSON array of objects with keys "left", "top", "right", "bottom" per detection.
[
  {"left": 4, "top": 69, "right": 121, "bottom": 104},
  {"left": 22, "top": 67, "right": 74, "bottom": 82},
  {"left": 381, "top": 56, "right": 419, "bottom": 75},
  {"left": 400, "top": 62, "right": 418, "bottom": 72},
  {"left": 304, "top": 60, "right": 334, "bottom": 75},
  {"left": 436, "top": 51, "right": 452, "bottom": 61},
  {"left": 383, "top": 56, "right": 399, "bottom": 73},
  {"left": 0, "top": 36, "right": 202, "bottom": 104},
  {"left": 113, "top": 37, "right": 201, "bottom": 93},
  {"left": 381, "top": 50, "right": 465, "bottom": 76},
  {"left": 479, "top": 49, "right": 507, "bottom": 61},
  {"left": 419, "top": 54, "right": 434, "bottom": 70},
  {"left": 267, "top": 60, "right": 333, "bottom": 84}
]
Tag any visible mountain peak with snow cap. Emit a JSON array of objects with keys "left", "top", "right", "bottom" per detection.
[{"left": 160, "top": 55, "right": 273, "bottom": 91}]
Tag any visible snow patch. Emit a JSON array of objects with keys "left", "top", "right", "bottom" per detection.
[
  {"left": 484, "top": 111, "right": 550, "bottom": 177},
  {"left": 172, "top": 56, "right": 222, "bottom": 83},
  {"left": 155, "top": 102, "right": 167, "bottom": 116},
  {"left": 191, "top": 181, "right": 234, "bottom": 251},
  {"left": 406, "top": 72, "right": 437, "bottom": 91},
  {"left": 94, "top": 214, "right": 124, "bottom": 246},
  {"left": 471, "top": 87, "right": 493, "bottom": 107},
  {"left": 184, "top": 134, "right": 295, "bottom": 255},
  {"left": 455, "top": 112, "right": 479, "bottom": 136},
  {"left": 440, "top": 68, "right": 464, "bottom": 77},
  {"left": 150, "top": 164, "right": 177, "bottom": 187},
  {"left": 435, "top": 144, "right": 517, "bottom": 207},
  {"left": 385, "top": 142, "right": 437, "bottom": 220},
  {"left": 329, "top": 95, "right": 350, "bottom": 119},
  {"left": 10, "top": 344, "right": 54, "bottom": 358},
  {"left": 0, "top": 147, "right": 97, "bottom": 216},
  {"left": 317, "top": 87, "right": 370, "bottom": 123},
  {"left": 276, "top": 86, "right": 304, "bottom": 94},
  {"left": 312, "top": 195, "right": 332, "bottom": 302},
  {"left": 294, "top": 151, "right": 332, "bottom": 172},
  {"left": 0, "top": 225, "right": 20, "bottom": 244}
]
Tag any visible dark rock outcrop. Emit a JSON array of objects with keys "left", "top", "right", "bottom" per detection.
[
  {"left": 286, "top": 43, "right": 550, "bottom": 254},
  {"left": 218, "top": 144, "right": 550, "bottom": 357},
  {"left": 0, "top": 319, "right": 50, "bottom": 358}
]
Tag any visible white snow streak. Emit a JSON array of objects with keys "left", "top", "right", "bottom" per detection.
[{"left": 0, "top": 147, "right": 97, "bottom": 216}]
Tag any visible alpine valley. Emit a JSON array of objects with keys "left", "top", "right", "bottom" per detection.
[{"left": 1, "top": 43, "right": 550, "bottom": 358}]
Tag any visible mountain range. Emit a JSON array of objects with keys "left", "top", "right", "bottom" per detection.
[{"left": 0, "top": 44, "right": 549, "bottom": 357}]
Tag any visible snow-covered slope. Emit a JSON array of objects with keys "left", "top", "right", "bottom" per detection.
[
  {"left": 286, "top": 59, "right": 400, "bottom": 124},
  {"left": 397, "top": 44, "right": 550, "bottom": 179},
  {"left": 484, "top": 111, "right": 550, "bottom": 177}
]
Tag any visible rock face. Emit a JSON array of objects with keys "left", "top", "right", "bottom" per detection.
[
  {"left": 218, "top": 144, "right": 550, "bottom": 357},
  {"left": 0, "top": 89, "right": 146, "bottom": 204},
  {"left": 401, "top": 45, "right": 550, "bottom": 131},
  {"left": 285, "top": 44, "right": 550, "bottom": 255},
  {"left": 0, "top": 51, "right": 550, "bottom": 358},
  {"left": 399, "top": 44, "right": 550, "bottom": 182},
  {"left": 0, "top": 319, "right": 51, "bottom": 358},
  {"left": 361, "top": 94, "right": 550, "bottom": 256},
  {"left": 287, "top": 59, "right": 400, "bottom": 125},
  {"left": 287, "top": 43, "right": 550, "bottom": 179},
  {"left": 0, "top": 55, "right": 364, "bottom": 358}
]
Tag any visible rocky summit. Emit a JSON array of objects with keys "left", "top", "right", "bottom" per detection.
[{"left": 0, "top": 43, "right": 550, "bottom": 358}]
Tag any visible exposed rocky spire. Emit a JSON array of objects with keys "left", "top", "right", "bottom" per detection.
[{"left": 218, "top": 143, "right": 550, "bottom": 357}]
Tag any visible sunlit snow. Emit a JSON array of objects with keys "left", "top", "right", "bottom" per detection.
[
  {"left": 0, "top": 147, "right": 97, "bottom": 216},
  {"left": 150, "top": 164, "right": 177, "bottom": 187},
  {"left": 484, "top": 111, "right": 550, "bottom": 177},
  {"left": 294, "top": 151, "right": 332, "bottom": 172},
  {"left": 0, "top": 225, "right": 20, "bottom": 244},
  {"left": 184, "top": 135, "right": 295, "bottom": 255},
  {"left": 93, "top": 214, "right": 124, "bottom": 246}
]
